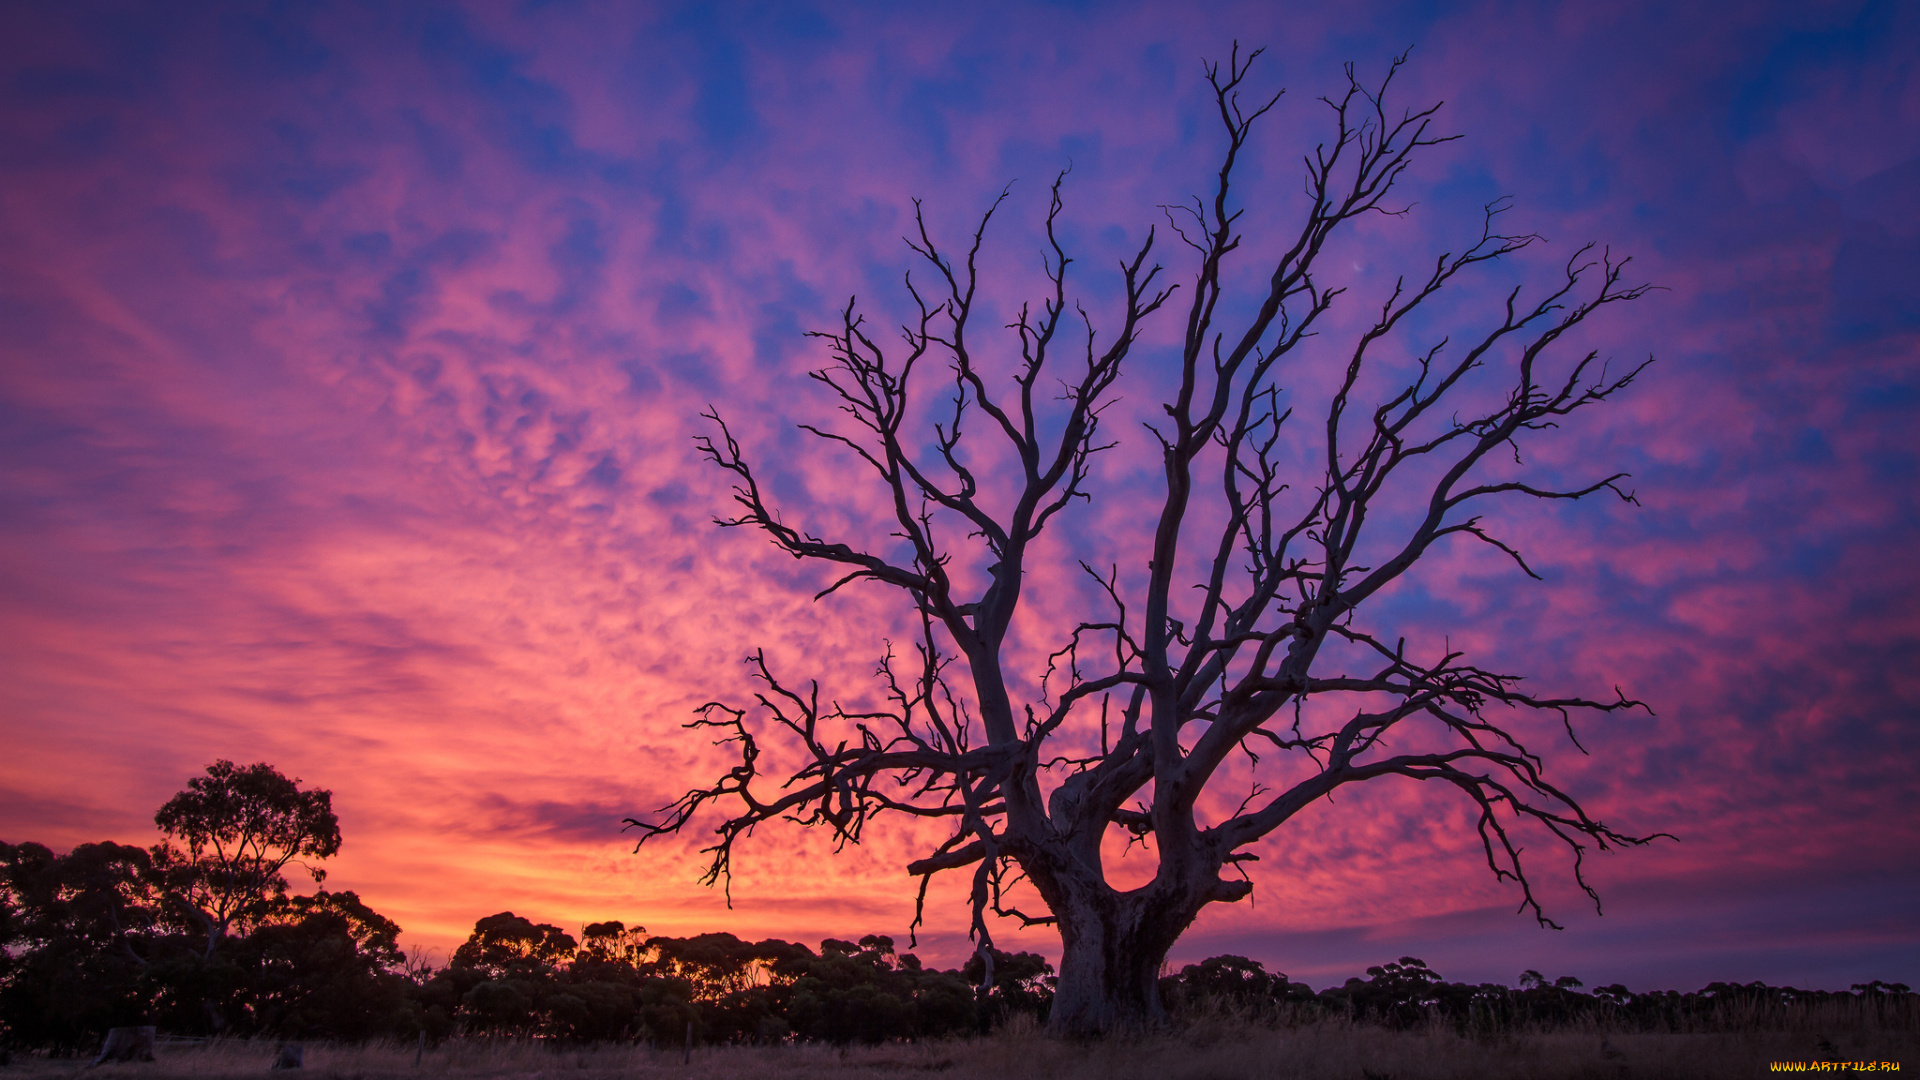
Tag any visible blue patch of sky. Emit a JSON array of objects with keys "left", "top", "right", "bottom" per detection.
[
  {"left": 1788, "top": 427, "right": 1836, "bottom": 467},
  {"left": 756, "top": 417, "right": 851, "bottom": 512},
  {"left": 1135, "top": 40, "right": 1180, "bottom": 97},
  {"left": 0, "top": 291, "right": 58, "bottom": 353},
  {"left": 418, "top": 227, "right": 493, "bottom": 265},
  {"left": 878, "top": 50, "right": 991, "bottom": 175},
  {"left": 406, "top": 351, "right": 443, "bottom": 389},
  {"left": 1303, "top": 2, "right": 1458, "bottom": 78},
  {"left": 7, "top": 64, "right": 136, "bottom": 101},
  {"left": 584, "top": 454, "right": 622, "bottom": 488},
  {"left": 642, "top": 149, "right": 734, "bottom": 260},
  {"left": 484, "top": 203, "right": 611, "bottom": 318},
  {"left": 27, "top": 5, "right": 171, "bottom": 99},
  {"left": 416, "top": 8, "right": 602, "bottom": 177},
  {"left": 368, "top": 265, "right": 436, "bottom": 339},
  {"left": 1865, "top": 444, "right": 1918, "bottom": 485},
  {"left": 656, "top": 350, "right": 723, "bottom": 395},
  {"left": 752, "top": 307, "right": 807, "bottom": 372},
  {"left": 489, "top": 219, "right": 607, "bottom": 316},
  {"left": 1346, "top": 575, "right": 1484, "bottom": 650},
  {"left": 213, "top": 1, "right": 333, "bottom": 80},
  {"left": 479, "top": 376, "right": 547, "bottom": 439},
  {"left": 654, "top": 282, "right": 708, "bottom": 323},
  {"left": 1721, "top": 0, "right": 1895, "bottom": 146},
  {"left": 662, "top": 6, "right": 762, "bottom": 160},
  {"left": 1829, "top": 229, "right": 1920, "bottom": 343},
  {"left": 551, "top": 212, "right": 608, "bottom": 277},
  {"left": 1845, "top": 378, "right": 1919, "bottom": 414},
  {"left": 1842, "top": 157, "right": 1920, "bottom": 227},
  {"left": 645, "top": 479, "right": 690, "bottom": 507},
  {"left": 1, "top": 51, "right": 137, "bottom": 171},
  {"left": 364, "top": 228, "right": 496, "bottom": 339},
  {"left": 618, "top": 358, "right": 662, "bottom": 396},
  {"left": 400, "top": 107, "right": 465, "bottom": 181},
  {"left": 637, "top": 1, "right": 838, "bottom": 169},
  {"left": 343, "top": 231, "right": 393, "bottom": 261},
  {"left": 750, "top": 261, "right": 828, "bottom": 371},
  {"left": 221, "top": 119, "right": 368, "bottom": 205}
]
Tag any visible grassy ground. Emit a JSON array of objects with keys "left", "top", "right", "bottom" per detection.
[{"left": 20, "top": 1021, "right": 1915, "bottom": 1079}]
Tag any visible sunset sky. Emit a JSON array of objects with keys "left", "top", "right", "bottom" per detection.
[{"left": 2, "top": 1, "right": 1916, "bottom": 993}]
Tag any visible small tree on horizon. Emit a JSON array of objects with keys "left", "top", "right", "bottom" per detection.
[{"left": 631, "top": 47, "right": 1668, "bottom": 1036}]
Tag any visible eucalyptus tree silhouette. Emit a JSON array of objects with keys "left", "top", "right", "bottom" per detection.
[
  {"left": 632, "top": 47, "right": 1664, "bottom": 1036},
  {"left": 151, "top": 760, "right": 340, "bottom": 960},
  {"left": 452, "top": 912, "right": 578, "bottom": 978}
]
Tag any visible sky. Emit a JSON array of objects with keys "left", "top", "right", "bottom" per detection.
[{"left": 1, "top": 0, "right": 1916, "bottom": 993}]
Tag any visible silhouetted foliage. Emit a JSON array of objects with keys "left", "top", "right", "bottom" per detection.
[
  {"left": 5, "top": 768, "right": 1913, "bottom": 1050},
  {"left": 782, "top": 934, "right": 979, "bottom": 1043},
  {"left": 575, "top": 920, "right": 648, "bottom": 973},
  {"left": 404, "top": 921, "right": 1044, "bottom": 1045},
  {"left": 961, "top": 946, "right": 1057, "bottom": 1025},
  {"left": 149, "top": 761, "right": 340, "bottom": 965},
  {"left": 0, "top": 841, "right": 158, "bottom": 1052},
  {"left": 1154, "top": 956, "right": 1920, "bottom": 1040},
  {"left": 1158, "top": 954, "right": 1315, "bottom": 1018},
  {"left": 646, "top": 931, "right": 769, "bottom": 998},
  {"left": 216, "top": 892, "right": 413, "bottom": 1039},
  {"left": 4, "top": 847, "right": 1916, "bottom": 1051},
  {"left": 451, "top": 912, "right": 577, "bottom": 979},
  {"left": 1334, "top": 956, "right": 1448, "bottom": 1028}
]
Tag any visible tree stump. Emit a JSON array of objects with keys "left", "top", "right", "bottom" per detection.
[
  {"left": 93, "top": 1026, "right": 156, "bottom": 1065},
  {"left": 271, "top": 1044, "right": 304, "bottom": 1070}
]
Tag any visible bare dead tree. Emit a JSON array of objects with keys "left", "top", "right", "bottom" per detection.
[{"left": 629, "top": 47, "right": 1667, "bottom": 1036}]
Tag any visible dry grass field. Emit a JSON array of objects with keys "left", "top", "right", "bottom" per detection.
[{"left": 16, "top": 1018, "right": 1914, "bottom": 1080}]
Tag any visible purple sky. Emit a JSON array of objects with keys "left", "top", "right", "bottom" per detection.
[{"left": 1, "top": 0, "right": 1915, "bottom": 992}]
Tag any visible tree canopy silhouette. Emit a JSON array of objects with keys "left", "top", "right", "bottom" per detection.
[
  {"left": 0, "top": 765, "right": 401, "bottom": 1046},
  {"left": 451, "top": 912, "right": 579, "bottom": 978},
  {"left": 151, "top": 760, "right": 340, "bottom": 960},
  {"left": 632, "top": 47, "right": 1667, "bottom": 1036}
]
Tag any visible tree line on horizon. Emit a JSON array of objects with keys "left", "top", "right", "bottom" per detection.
[{"left": 4, "top": 763, "right": 1910, "bottom": 1054}]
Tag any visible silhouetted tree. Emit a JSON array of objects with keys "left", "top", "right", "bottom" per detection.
[
  {"left": 632, "top": 46, "right": 1667, "bottom": 1035},
  {"left": 783, "top": 935, "right": 978, "bottom": 1043},
  {"left": 0, "top": 841, "right": 159, "bottom": 1051},
  {"left": 0, "top": 769, "right": 421, "bottom": 1047},
  {"left": 1333, "top": 956, "right": 1447, "bottom": 1028},
  {"left": 216, "top": 891, "right": 412, "bottom": 1039},
  {"left": 451, "top": 912, "right": 577, "bottom": 979},
  {"left": 961, "top": 946, "right": 1056, "bottom": 1025},
  {"left": 644, "top": 932, "right": 765, "bottom": 999},
  {"left": 1160, "top": 954, "right": 1314, "bottom": 1018},
  {"left": 150, "top": 760, "right": 340, "bottom": 961},
  {"left": 632, "top": 45, "right": 1668, "bottom": 1037},
  {"left": 441, "top": 911, "right": 685, "bottom": 1040},
  {"left": 576, "top": 920, "right": 647, "bottom": 970}
]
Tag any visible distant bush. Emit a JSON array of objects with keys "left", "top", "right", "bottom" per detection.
[{"left": 1155, "top": 953, "right": 1919, "bottom": 1038}]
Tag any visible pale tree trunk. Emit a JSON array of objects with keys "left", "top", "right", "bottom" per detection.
[{"left": 1043, "top": 883, "right": 1202, "bottom": 1036}]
